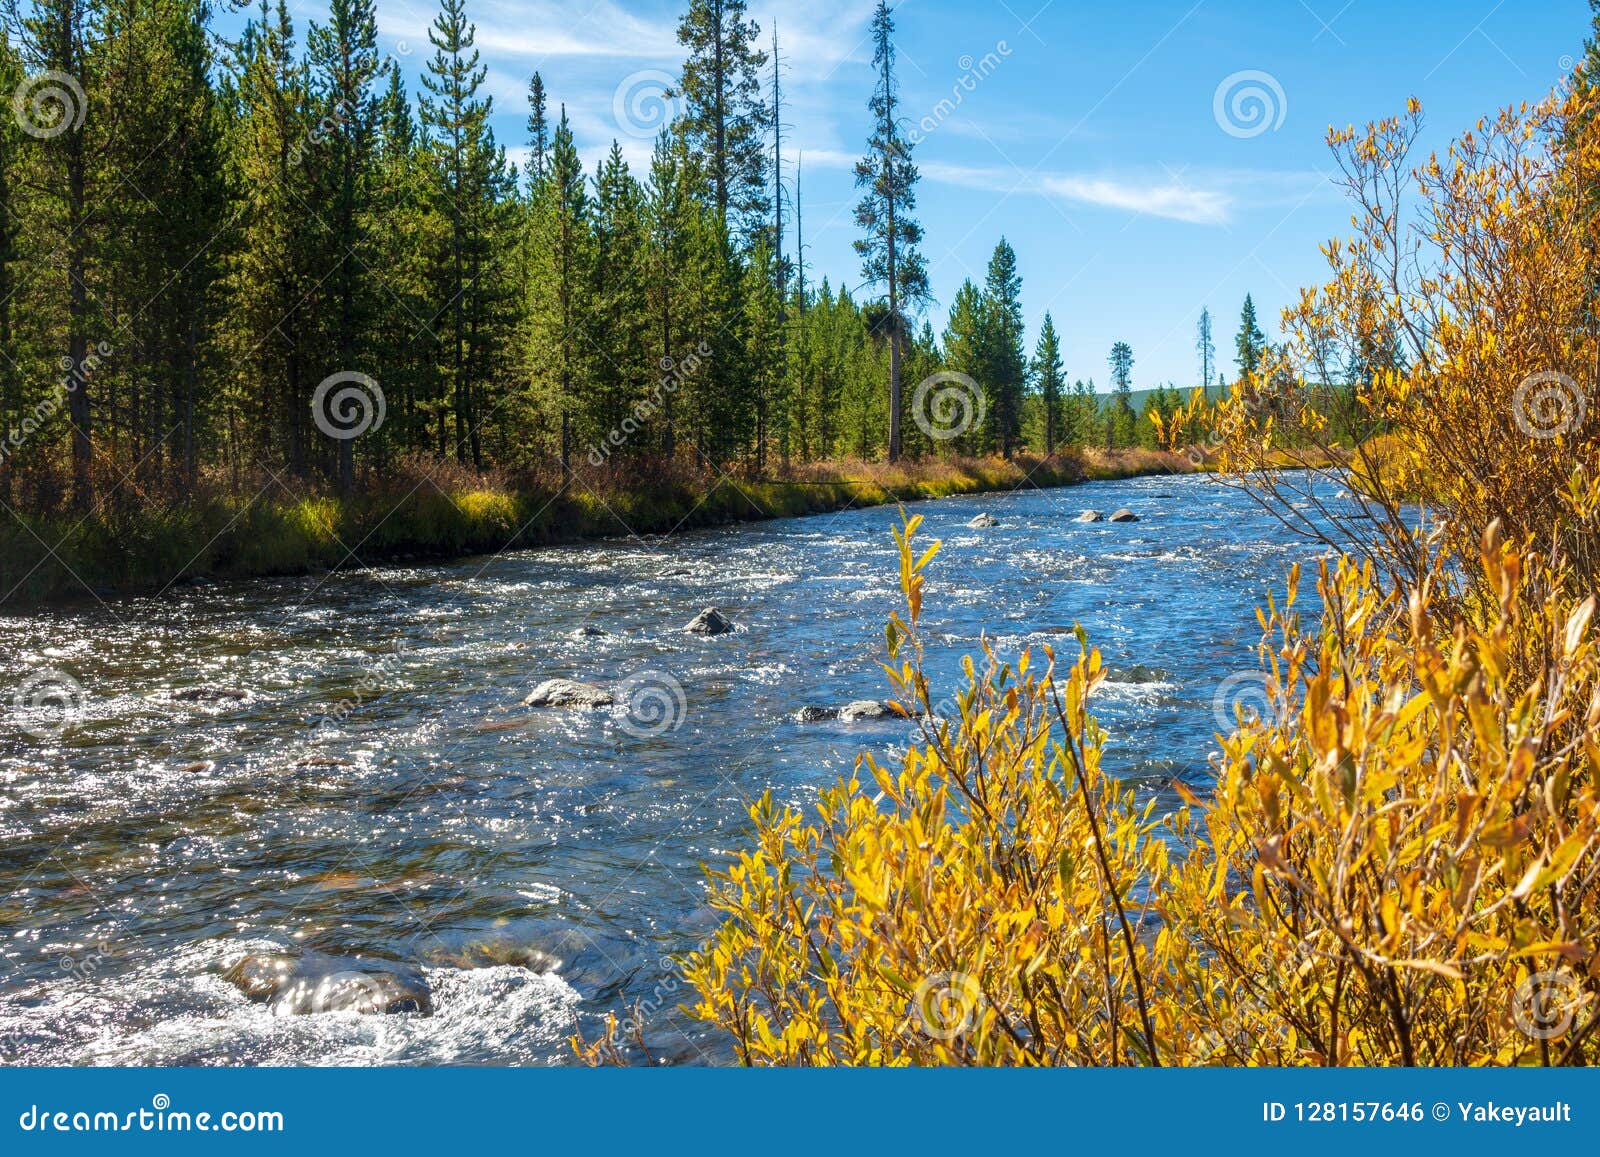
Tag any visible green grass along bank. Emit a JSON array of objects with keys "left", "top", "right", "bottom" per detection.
[{"left": 0, "top": 449, "right": 1194, "bottom": 607}]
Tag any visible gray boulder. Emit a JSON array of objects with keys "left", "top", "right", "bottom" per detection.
[
  {"left": 795, "top": 706, "right": 841, "bottom": 723},
  {"left": 223, "top": 951, "right": 432, "bottom": 1016},
  {"left": 840, "top": 700, "right": 898, "bottom": 723},
  {"left": 966, "top": 513, "right": 999, "bottom": 529},
  {"left": 523, "top": 679, "right": 615, "bottom": 708},
  {"left": 684, "top": 607, "right": 735, "bottom": 636},
  {"left": 1109, "top": 509, "right": 1141, "bottom": 523},
  {"left": 1074, "top": 510, "right": 1105, "bottom": 523}
]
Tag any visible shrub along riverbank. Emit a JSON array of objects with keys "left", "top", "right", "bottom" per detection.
[{"left": 0, "top": 449, "right": 1193, "bottom": 607}]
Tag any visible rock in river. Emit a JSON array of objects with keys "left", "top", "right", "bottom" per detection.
[
  {"left": 1074, "top": 510, "right": 1104, "bottom": 523},
  {"left": 224, "top": 951, "right": 433, "bottom": 1016},
  {"left": 840, "top": 700, "right": 899, "bottom": 723},
  {"left": 172, "top": 685, "right": 248, "bottom": 704},
  {"left": 1109, "top": 509, "right": 1141, "bottom": 523},
  {"left": 422, "top": 940, "right": 560, "bottom": 973},
  {"left": 795, "top": 705, "right": 840, "bottom": 723},
  {"left": 684, "top": 607, "right": 734, "bottom": 636},
  {"left": 967, "top": 513, "right": 999, "bottom": 528},
  {"left": 523, "top": 679, "right": 616, "bottom": 709}
]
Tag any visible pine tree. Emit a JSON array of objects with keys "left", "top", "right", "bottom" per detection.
[
  {"left": 854, "top": 0, "right": 928, "bottom": 462},
  {"left": 308, "top": 0, "right": 380, "bottom": 491},
  {"left": 1070, "top": 378, "right": 1097, "bottom": 447},
  {"left": 368, "top": 63, "right": 442, "bottom": 462},
  {"left": 1235, "top": 293, "right": 1266, "bottom": 379},
  {"left": 980, "top": 238, "right": 1026, "bottom": 456},
  {"left": 420, "top": 0, "right": 497, "bottom": 465},
  {"left": 671, "top": 0, "right": 769, "bottom": 234},
  {"left": 223, "top": 0, "right": 322, "bottom": 474},
  {"left": 939, "top": 279, "right": 984, "bottom": 456},
  {"left": 743, "top": 236, "right": 782, "bottom": 472},
  {"left": 770, "top": 24, "right": 788, "bottom": 465},
  {"left": 526, "top": 108, "right": 589, "bottom": 472},
  {"left": 0, "top": 29, "right": 32, "bottom": 501},
  {"left": 15, "top": 0, "right": 99, "bottom": 504},
  {"left": 589, "top": 141, "right": 651, "bottom": 455},
  {"left": 526, "top": 71, "right": 549, "bottom": 183},
  {"left": 87, "top": 0, "right": 224, "bottom": 484},
  {"left": 1107, "top": 341, "right": 1136, "bottom": 448},
  {"left": 1031, "top": 313, "right": 1064, "bottom": 456},
  {"left": 1196, "top": 306, "right": 1215, "bottom": 391},
  {"left": 643, "top": 132, "right": 699, "bottom": 461}
]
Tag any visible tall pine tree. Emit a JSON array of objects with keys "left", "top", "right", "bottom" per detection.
[{"left": 854, "top": 0, "right": 927, "bottom": 462}]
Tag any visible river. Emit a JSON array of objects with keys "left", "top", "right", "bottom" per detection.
[{"left": 0, "top": 471, "right": 1333, "bottom": 1065}]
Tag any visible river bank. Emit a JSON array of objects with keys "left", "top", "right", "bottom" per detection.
[{"left": 0, "top": 449, "right": 1194, "bottom": 607}]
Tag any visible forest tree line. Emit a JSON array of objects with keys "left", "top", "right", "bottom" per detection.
[{"left": 0, "top": 0, "right": 1279, "bottom": 515}]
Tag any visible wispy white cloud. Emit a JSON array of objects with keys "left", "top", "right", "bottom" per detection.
[
  {"left": 1036, "top": 173, "right": 1230, "bottom": 225},
  {"left": 382, "top": 0, "right": 682, "bottom": 61},
  {"left": 801, "top": 149, "right": 1332, "bottom": 226}
]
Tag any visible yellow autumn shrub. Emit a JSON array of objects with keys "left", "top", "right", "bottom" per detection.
[
  {"left": 575, "top": 77, "right": 1600, "bottom": 1070},
  {"left": 680, "top": 514, "right": 1182, "bottom": 1066},
  {"left": 664, "top": 515, "right": 1597, "bottom": 1067},
  {"left": 1159, "top": 85, "right": 1600, "bottom": 606},
  {"left": 1169, "top": 527, "right": 1599, "bottom": 1065}
]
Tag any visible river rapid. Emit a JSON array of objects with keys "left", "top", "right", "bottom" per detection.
[{"left": 1, "top": 471, "right": 1335, "bottom": 1065}]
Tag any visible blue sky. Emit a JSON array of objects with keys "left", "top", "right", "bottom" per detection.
[{"left": 242, "top": 0, "right": 1590, "bottom": 389}]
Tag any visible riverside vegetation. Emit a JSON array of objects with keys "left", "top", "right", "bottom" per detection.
[
  {"left": 573, "top": 18, "right": 1600, "bottom": 1067},
  {"left": 0, "top": 449, "right": 1185, "bottom": 602},
  {"left": 0, "top": 0, "right": 1214, "bottom": 604}
]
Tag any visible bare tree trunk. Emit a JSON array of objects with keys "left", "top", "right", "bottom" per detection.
[{"left": 66, "top": 137, "right": 91, "bottom": 507}]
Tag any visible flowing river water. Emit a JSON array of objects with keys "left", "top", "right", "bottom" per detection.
[{"left": 1, "top": 471, "right": 1337, "bottom": 1065}]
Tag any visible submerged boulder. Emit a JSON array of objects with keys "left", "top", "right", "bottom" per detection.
[
  {"left": 840, "top": 700, "right": 899, "bottom": 723},
  {"left": 422, "top": 940, "right": 559, "bottom": 973},
  {"left": 173, "top": 685, "right": 248, "bottom": 704},
  {"left": 966, "top": 513, "right": 999, "bottom": 529},
  {"left": 572, "top": 625, "right": 607, "bottom": 638},
  {"left": 1109, "top": 509, "right": 1141, "bottom": 523},
  {"left": 523, "top": 679, "right": 615, "bottom": 709},
  {"left": 296, "top": 754, "right": 354, "bottom": 768},
  {"left": 1074, "top": 510, "right": 1105, "bottom": 523},
  {"left": 684, "top": 607, "right": 735, "bottom": 636},
  {"left": 224, "top": 951, "right": 432, "bottom": 1016}
]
